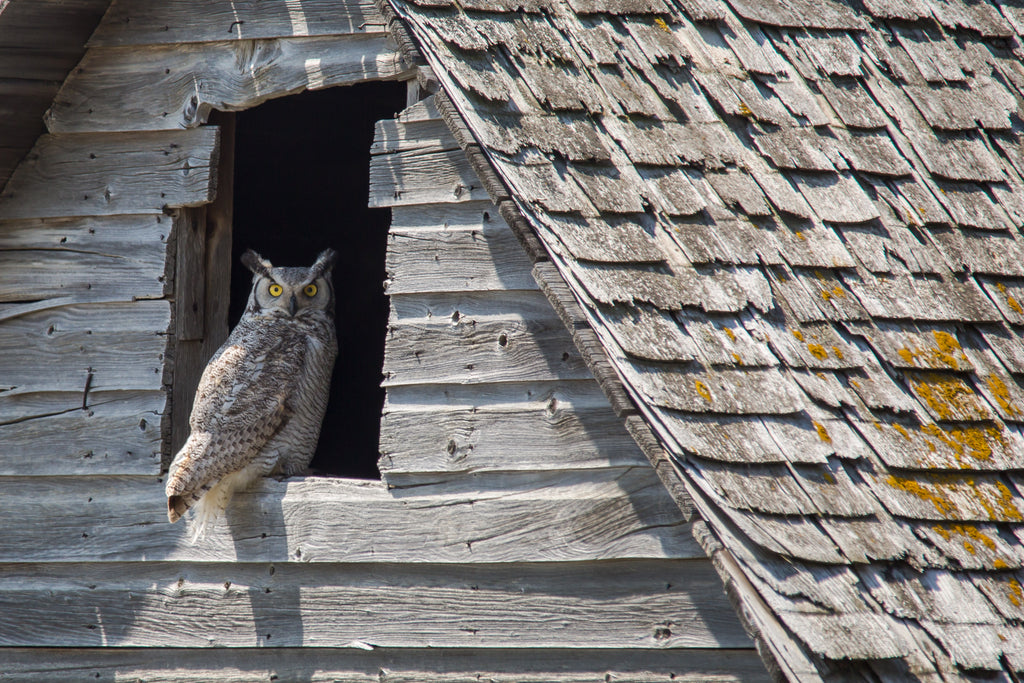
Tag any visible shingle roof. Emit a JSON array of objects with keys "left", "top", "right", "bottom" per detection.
[{"left": 382, "top": 0, "right": 1024, "bottom": 678}]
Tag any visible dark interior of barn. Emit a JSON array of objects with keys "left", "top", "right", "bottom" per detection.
[{"left": 230, "top": 82, "right": 408, "bottom": 479}]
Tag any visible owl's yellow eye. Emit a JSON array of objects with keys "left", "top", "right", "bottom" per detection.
[
  {"left": 303, "top": 283, "right": 318, "bottom": 297},
  {"left": 268, "top": 284, "right": 283, "bottom": 297}
]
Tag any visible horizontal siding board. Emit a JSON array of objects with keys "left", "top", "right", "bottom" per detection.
[
  {"left": 369, "top": 148, "right": 491, "bottom": 207},
  {"left": 383, "top": 315, "right": 590, "bottom": 386},
  {"left": 0, "top": 646, "right": 769, "bottom": 682},
  {"left": 0, "top": 214, "right": 169, "bottom": 303},
  {"left": 386, "top": 205, "right": 537, "bottom": 294},
  {"left": 0, "top": 390, "right": 164, "bottom": 475},
  {"left": 0, "top": 301, "right": 170, "bottom": 394},
  {"left": 389, "top": 290, "right": 554, "bottom": 323},
  {"left": 0, "top": 559, "right": 750, "bottom": 649},
  {"left": 379, "top": 400, "right": 646, "bottom": 477},
  {"left": 0, "top": 473, "right": 701, "bottom": 563},
  {"left": 89, "top": 0, "right": 382, "bottom": 47},
  {"left": 0, "top": 129, "right": 219, "bottom": 219},
  {"left": 47, "top": 35, "right": 408, "bottom": 132}
]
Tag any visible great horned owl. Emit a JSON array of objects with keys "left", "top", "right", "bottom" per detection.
[{"left": 166, "top": 248, "right": 338, "bottom": 539}]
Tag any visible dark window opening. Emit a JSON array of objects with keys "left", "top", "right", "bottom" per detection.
[{"left": 230, "top": 82, "right": 408, "bottom": 479}]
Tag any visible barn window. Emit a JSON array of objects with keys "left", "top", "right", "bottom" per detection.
[{"left": 171, "top": 82, "right": 408, "bottom": 480}]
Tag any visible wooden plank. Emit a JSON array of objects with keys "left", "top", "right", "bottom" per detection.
[
  {"left": 0, "top": 249, "right": 167, "bottom": 303},
  {"left": 172, "top": 110, "right": 235, "bottom": 462},
  {"left": 386, "top": 210, "right": 536, "bottom": 294},
  {"left": 379, "top": 389, "right": 646, "bottom": 477},
  {"left": 383, "top": 313, "right": 590, "bottom": 386},
  {"left": 0, "top": 390, "right": 164, "bottom": 475},
  {"left": 369, "top": 148, "right": 491, "bottom": 207},
  {"left": 0, "top": 128, "right": 220, "bottom": 219},
  {"left": 47, "top": 35, "right": 410, "bottom": 132},
  {"left": 174, "top": 208, "right": 206, "bottom": 341},
  {"left": 90, "top": 0, "right": 382, "bottom": 47},
  {"left": 0, "top": 301, "right": 170, "bottom": 394},
  {"left": 372, "top": 116, "right": 458, "bottom": 154},
  {"left": 0, "top": 646, "right": 770, "bottom": 682},
  {"left": 0, "top": 471, "right": 701, "bottom": 563},
  {"left": 0, "top": 214, "right": 171, "bottom": 303},
  {"left": 0, "top": 559, "right": 748, "bottom": 649},
  {"left": 389, "top": 290, "right": 554, "bottom": 323}
]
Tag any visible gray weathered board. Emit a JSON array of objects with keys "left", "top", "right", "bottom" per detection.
[
  {"left": 0, "top": 559, "right": 748, "bottom": 649},
  {"left": 1, "top": 647, "right": 771, "bottom": 683},
  {"left": 90, "top": 0, "right": 382, "bottom": 47},
  {"left": 0, "top": 472, "right": 698, "bottom": 564},
  {"left": 0, "top": 129, "right": 219, "bottom": 219},
  {"left": 47, "top": 34, "right": 410, "bottom": 132},
  {"left": 0, "top": 390, "right": 165, "bottom": 476},
  {"left": 0, "top": 213, "right": 170, "bottom": 302},
  {"left": 379, "top": 385, "right": 648, "bottom": 477}
]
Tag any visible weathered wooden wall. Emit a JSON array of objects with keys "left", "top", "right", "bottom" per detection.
[{"left": 0, "top": 1, "right": 760, "bottom": 680}]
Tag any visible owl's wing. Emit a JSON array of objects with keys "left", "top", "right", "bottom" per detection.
[{"left": 166, "top": 326, "right": 309, "bottom": 507}]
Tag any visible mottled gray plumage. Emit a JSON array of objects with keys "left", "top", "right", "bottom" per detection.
[{"left": 166, "top": 248, "right": 338, "bottom": 538}]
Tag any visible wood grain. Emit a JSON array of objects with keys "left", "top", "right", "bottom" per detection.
[
  {"left": 0, "top": 390, "right": 165, "bottom": 475},
  {"left": 90, "top": 0, "right": 382, "bottom": 47},
  {"left": 47, "top": 35, "right": 409, "bottom": 132},
  {"left": 0, "top": 646, "right": 770, "bottom": 682},
  {"left": 0, "top": 129, "right": 219, "bottom": 219},
  {"left": 386, "top": 214, "right": 537, "bottom": 294},
  {"left": 0, "top": 471, "right": 700, "bottom": 563},
  {"left": 380, "top": 395, "right": 646, "bottom": 477},
  {"left": 0, "top": 213, "right": 170, "bottom": 303},
  {"left": 0, "top": 559, "right": 749, "bottom": 649},
  {"left": 0, "top": 301, "right": 171, "bottom": 394},
  {"left": 174, "top": 208, "right": 206, "bottom": 342},
  {"left": 383, "top": 315, "right": 590, "bottom": 386},
  {"left": 369, "top": 147, "right": 491, "bottom": 208}
]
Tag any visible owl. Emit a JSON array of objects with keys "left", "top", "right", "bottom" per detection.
[{"left": 166, "top": 248, "right": 338, "bottom": 540}]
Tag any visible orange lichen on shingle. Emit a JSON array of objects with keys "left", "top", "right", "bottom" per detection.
[
  {"left": 887, "top": 474, "right": 958, "bottom": 517},
  {"left": 886, "top": 473, "right": 1023, "bottom": 521},
  {"left": 807, "top": 343, "right": 829, "bottom": 360},
  {"left": 985, "top": 375, "right": 1022, "bottom": 418},
  {"left": 932, "top": 330, "right": 961, "bottom": 353},
  {"left": 732, "top": 352, "right": 743, "bottom": 365},
  {"left": 978, "top": 481, "right": 1024, "bottom": 523},
  {"left": 695, "top": 380, "right": 712, "bottom": 402},
  {"left": 932, "top": 523, "right": 998, "bottom": 556},
  {"left": 909, "top": 373, "right": 990, "bottom": 421},
  {"left": 791, "top": 329, "right": 805, "bottom": 342},
  {"left": 918, "top": 423, "right": 1003, "bottom": 466},
  {"left": 723, "top": 326, "right": 736, "bottom": 341},
  {"left": 813, "top": 420, "right": 832, "bottom": 443},
  {"left": 896, "top": 334, "right": 964, "bottom": 370},
  {"left": 1007, "top": 579, "right": 1023, "bottom": 607},
  {"left": 995, "top": 282, "right": 1024, "bottom": 315},
  {"left": 654, "top": 16, "right": 671, "bottom": 32},
  {"left": 820, "top": 286, "right": 846, "bottom": 302},
  {"left": 831, "top": 345, "right": 844, "bottom": 360}
]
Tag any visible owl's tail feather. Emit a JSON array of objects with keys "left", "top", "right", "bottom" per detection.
[
  {"left": 165, "top": 432, "right": 214, "bottom": 524},
  {"left": 187, "top": 465, "right": 265, "bottom": 543}
]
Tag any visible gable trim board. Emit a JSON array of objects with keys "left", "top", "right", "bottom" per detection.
[{"left": 379, "top": 0, "right": 1024, "bottom": 680}]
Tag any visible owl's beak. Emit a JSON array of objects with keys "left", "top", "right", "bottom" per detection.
[{"left": 288, "top": 294, "right": 298, "bottom": 316}]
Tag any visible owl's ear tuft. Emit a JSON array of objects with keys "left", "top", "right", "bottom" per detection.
[
  {"left": 310, "top": 248, "right": 338, "bottom": 279},
  {"left": 241, "top": 249, "right": 273, "bottom": 276}
]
